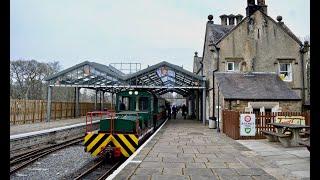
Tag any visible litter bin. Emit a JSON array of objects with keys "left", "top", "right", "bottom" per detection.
[{"left": 209, "top": 117, "right": 217, "bottom": 129}]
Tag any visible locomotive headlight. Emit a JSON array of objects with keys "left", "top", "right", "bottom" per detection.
[
  {"left": 129, "top": 91, "right": 133, "bottom": 95},
  {"left": 134, "top": 91, "right": 139, "bottom": 95}
]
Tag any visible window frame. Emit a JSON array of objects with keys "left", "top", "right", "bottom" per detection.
[
  {"left": 278, "top": 63, "right": 292, "bottom": 82},
  {"left": 226, "top": 62, "right": 235, "bottom": 72}
]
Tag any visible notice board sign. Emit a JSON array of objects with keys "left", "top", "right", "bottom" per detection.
[
  {"left": 275, "top": 116, "right": 305, "bottom": 125},
  {"left": 240, "top": 114, "right": 256, "bottom": 136}
]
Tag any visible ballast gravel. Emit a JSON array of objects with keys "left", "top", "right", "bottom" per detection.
[{"left": 10, "top": 144, "right": 100, "bottom": 180}]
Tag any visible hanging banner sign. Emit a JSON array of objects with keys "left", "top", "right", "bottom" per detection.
[{"left": 240, "top": 114, "right": 256, "bottom": 136}]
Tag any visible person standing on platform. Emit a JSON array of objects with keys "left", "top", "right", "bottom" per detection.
[
  {"left": 166, "top": 103, "right": 171, "bottom": 120},
  {"left": 172, "top": 105, "right": 177, "bottom": 119},
  {"left": 182, "top": 104, "right": 187, "bottom": 119}
]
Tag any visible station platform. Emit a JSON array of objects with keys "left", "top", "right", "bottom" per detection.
[
  {"left": 10, "top": 117, "right": 86, "bottom": 136},
  {"left": 110, "top": 117, "right": 310, "bottom": 180}
]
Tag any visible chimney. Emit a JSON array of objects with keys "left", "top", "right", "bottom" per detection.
[
  {"left": 228, "top": 14, "right": 235, "bottom": 25},
  {"left": 257, "top": 0, "right": 268, "bottom": 15},
  {"left": 246, "top": 0, "right": 256, "bottom": 16},
  {"left": 194, "top": 52, "right": 198, "bottom": 57},
  {"left": 219, "top": 14, "right": 228, "bottom": 25},
  {"left": 235, "top": 14, "right": 243, "bottom": 24}
]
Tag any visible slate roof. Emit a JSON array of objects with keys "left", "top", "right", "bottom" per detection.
[
  {"left": 208, "top": 23, "right": 234, "bottom": 44},
  {"left": 214, "top": 72, "right": 301, "bottom": 100}
]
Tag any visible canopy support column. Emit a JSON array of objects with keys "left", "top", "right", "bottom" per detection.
[
  {"left": 102, "top": 91, "right": 105, "bottom": 111},
  {"left": 111, "top": 93, "right": 114, "bottom": 109},
  {"left": 75, "top": 87, "right": 80, "bottom": 117},
  {"left": 46, "top": 86, "right": 52, "bottom": 122},
  {"left": 95, "top": 89, "right": 97, "bottom": 110},
  {"left": 202, "top": 81, "right": 206, "bottom": 125},
  {"left": 196, "top": 90, "right": 199, "bottom": 121}
]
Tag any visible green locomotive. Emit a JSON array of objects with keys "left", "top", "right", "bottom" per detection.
[{"left": 84, "top": 89, "right": 167, "bottom": 158}]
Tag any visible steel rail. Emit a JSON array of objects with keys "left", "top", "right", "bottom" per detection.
[
  {"left": 10, "top": 136, "right": 83, "bottom": 164},
  {"left": 73, "top": 161, "right": 120, "bottom": 180},
  {"left": 97, "top": 161, "right": 121, "bottom": 180},
  {"left": 10, "top": 137, "right": 83, "bottom": 174}
]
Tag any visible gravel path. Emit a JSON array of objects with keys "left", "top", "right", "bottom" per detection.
[{"left": 10, "top": 143, "right": 99, "bottom": 180}]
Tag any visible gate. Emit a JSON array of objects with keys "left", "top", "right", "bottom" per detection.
[{"left": 222, "top": 110, "right": 310, "bottom": 140}]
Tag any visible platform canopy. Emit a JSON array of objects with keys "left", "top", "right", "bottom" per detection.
[{"left": 44, "top": 61, "right": 205, "bottom": 97}]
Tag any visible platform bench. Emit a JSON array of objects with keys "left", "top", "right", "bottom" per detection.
[
  {"left": 261, "top": 130, "right": 292, "bottom": 147},
  {"left": 297, "top": 139, "right": 310, "bottom": 151}
]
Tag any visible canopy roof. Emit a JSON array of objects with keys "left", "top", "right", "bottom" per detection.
[{"left": 44, "top": 61, "right": 205, "bottom": 96}]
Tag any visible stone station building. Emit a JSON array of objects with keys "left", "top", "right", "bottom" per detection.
[{"left": 193, "top": 0, "right": 310, "bottom": 124}]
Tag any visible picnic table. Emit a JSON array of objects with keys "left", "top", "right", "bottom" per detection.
[{"left": 267, "top": 123, "right": 310, "bottom": 147}]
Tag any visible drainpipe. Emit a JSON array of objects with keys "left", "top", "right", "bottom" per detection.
[
  {"left": 300, "top": 41, "right": 309, "bottom": 111},
  {"left": 217, "top": 82, "right": 221, "bottom": 133}
]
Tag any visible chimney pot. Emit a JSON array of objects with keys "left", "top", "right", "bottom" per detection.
[
  {"left": 257, "top": 0, "right": 265, "bottom": 5},
  {"left": 219, "top": 14, "right": 228, "bottom": 25},
  {"left": 247, "top": 0, "right": 255, "bottom": 5},
  {"left": 276, "top": 16, "right": 282, "bottom": 22},
  {"left": 208, "top": 15, "right": 213, "bottom": 21},
  {"left": 235, "top": 14, "right": 244, "bottom": 24},
  {"left": 194, "top": 52, "right": 198, "bottom": 57},
  {"left": 228, "top": 14, "right": 235, "bottom": 25}
]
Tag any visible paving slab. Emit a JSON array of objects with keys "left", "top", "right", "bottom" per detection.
[
  {"left": 134, "top": 167, "right": 163, "bottom": 175},
  {"left": 162, "top": 168, "right": 182, "bottom": 175},
  {"left": 237, "top": 139, "right": 310, "bottom": 179},
  {"left": 129, "top": 174, "right": 151, "bottom": 180},
  {"left": 151, "top": 174, "right": 189, "bottom": 180},
  {"left": 113, "top": 119, "right": 284, "bottom": 179},
  {"left": 190, "top": 175, "right": 219, "bottom": 180}
]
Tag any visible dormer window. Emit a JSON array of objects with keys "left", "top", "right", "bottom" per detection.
[{"left": 279, "top": 63, "right": 292, "bottom": 82}]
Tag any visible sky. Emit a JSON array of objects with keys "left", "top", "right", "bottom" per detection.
[{"left": 10, "top": 0, "right": 310, "bottom": 72}]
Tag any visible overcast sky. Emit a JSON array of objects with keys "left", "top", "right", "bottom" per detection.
[{"left": 11, "top": 0, "right": 310, "bottom": 72}]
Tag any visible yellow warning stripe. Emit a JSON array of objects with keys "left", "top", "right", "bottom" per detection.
[
  {"left": 111, "top": 135, "right": 130, "bottom": 157},
  {"left": 83, "top": 133, "right": 93, "bottom": 144},
  {"left": 86, "top": 133, "right": 105, "bottom": 152},
  {"left": 128, "top": 134, "right": 139, "bottom": 145},
  {"left": 118, "top": 134, "right": 136, "bottom": 153},
  {"left": 92, "top": 135, "right": 112, "bottom": 156}
]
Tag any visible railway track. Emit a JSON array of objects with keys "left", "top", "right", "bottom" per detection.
[
  {"left": 10, "top": 136, "right": 84, "bottom": 174},
  {"left": 73, "top": 160, "right": 121, "bottom": 180}
]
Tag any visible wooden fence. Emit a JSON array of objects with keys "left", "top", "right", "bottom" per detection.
[
  {"left": 10, "top": 99, "right": 113, "bottom": 125},
  {"left": 222, "top": 110, "right": 310, "bottom": 140}
]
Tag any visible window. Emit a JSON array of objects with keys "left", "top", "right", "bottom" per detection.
[
  {"left": 226, "top": 62, "right": 239, "bottom": 72},
  {"left": 279, "top": 63, "right": 292, "bottom": 81},
  {"left": 253, "top": 108, "right": 260, "bottom": 114},
  {"left": 227, "top": 62, "right": 239, "bottom": 71},
  {"left": 139, "top": 97, "right": 149, "bottom": 111},
  {"left": 227, "top": 62, "right": 234, "bottom": 71}
]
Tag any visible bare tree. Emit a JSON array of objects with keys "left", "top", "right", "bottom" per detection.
[{"left": 10, "top": 59, "right": 61, "bottom": 100}]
